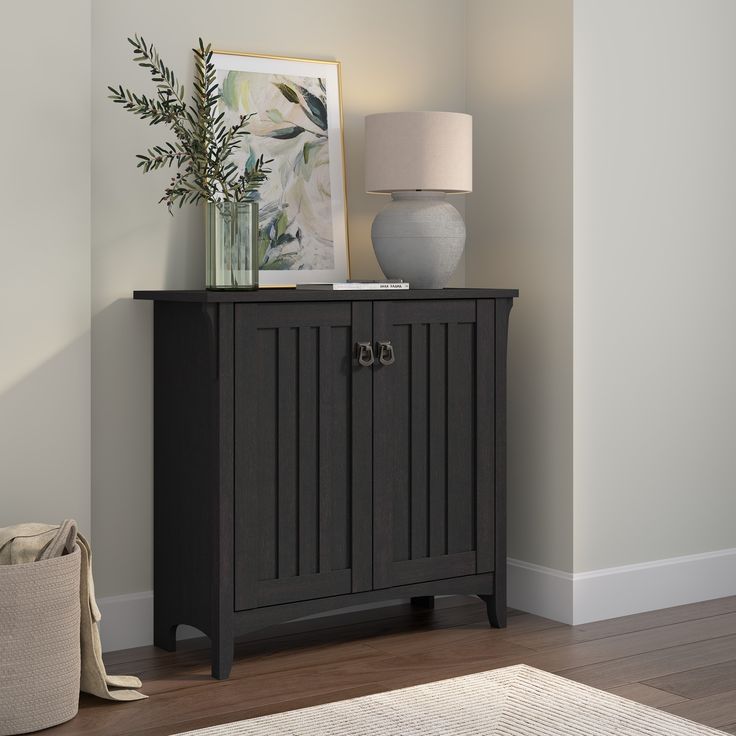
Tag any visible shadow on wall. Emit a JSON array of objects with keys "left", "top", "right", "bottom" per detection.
[
  {"left": 90, "top": 195, "right": 204, "bottom": 601},
  {"left": 91, "top": 297, "right": 155, "bottom": 599},
  {"left": 0, "top": 334, "right": 91, "bottom": 532},
  {"left": 163, "top": 204, "right": 204, "bottom": 289}
]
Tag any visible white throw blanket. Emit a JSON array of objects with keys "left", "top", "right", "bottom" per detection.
[{"left": 0, "top": 521, "right": 146, "bottom": 702}]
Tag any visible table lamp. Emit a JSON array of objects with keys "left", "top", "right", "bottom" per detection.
[{"left": 365, "top": 111, "right": 472, "bottom": 288}]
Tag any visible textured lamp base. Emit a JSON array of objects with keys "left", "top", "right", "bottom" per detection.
[{"left": 371, "top": 192, "right": 465, "bottom": 289}]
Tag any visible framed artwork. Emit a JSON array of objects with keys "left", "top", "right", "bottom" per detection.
[{"left": 211, "top": 51, "right": 350, "bottom": 285}]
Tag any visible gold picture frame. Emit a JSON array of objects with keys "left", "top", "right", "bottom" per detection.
[{"left": 211, "top": 50, "right": 350, "bottom": 286}]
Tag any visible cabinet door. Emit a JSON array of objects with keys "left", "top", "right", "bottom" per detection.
[
  {"left": 234, "top": 302, "right": 372, "bottom": 610},
  {"left": 373, "top": 300, "right": 495, "bottom": 588}
]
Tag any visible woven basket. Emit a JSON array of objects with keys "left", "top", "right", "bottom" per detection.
[{"left": 0, "top": 546, "right": 81, "bottom": 735}]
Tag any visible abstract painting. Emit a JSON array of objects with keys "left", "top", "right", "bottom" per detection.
[{"left": 211, "top": 52, "right": 349, "bottom": 285}]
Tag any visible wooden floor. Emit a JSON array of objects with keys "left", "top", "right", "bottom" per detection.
[{"left": 46, "top": 595, "right": 736, "bottom": 735}]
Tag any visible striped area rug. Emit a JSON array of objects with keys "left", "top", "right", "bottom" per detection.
[{"left": 175, "top": 664, "right": 725, "bottom": 735}]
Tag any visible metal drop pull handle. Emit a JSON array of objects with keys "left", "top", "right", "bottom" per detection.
[
  {"left": 377, "top": 340, "right": 396, "bottom": 366},
  {"left": 356, "top": 341, "right": 375, "bottom": 367}
]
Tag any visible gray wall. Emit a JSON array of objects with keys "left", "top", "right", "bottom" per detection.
[
  {"left": 0, "top": 0, "right": 91, "bottom": 534},
  {"left": 573, "top": 0, "right": 736, "bottom": 571},
  {"left": 91, "top": 0, "right": 468, "bottom": 596},
  {"left": 465, "top": 0, "right": 574, "bottom": 572}
]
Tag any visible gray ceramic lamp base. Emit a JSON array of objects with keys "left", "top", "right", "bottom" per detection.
[{"left": 371, "top": 191, "right": 465, "bottom": 289}]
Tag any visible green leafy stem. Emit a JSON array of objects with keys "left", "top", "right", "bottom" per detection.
[{"left": 108, "top": 35, "right": 271, "bottom": 211}]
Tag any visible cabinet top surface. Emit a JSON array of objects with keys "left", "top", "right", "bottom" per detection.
[{"left": 133, "top": 288, "right": 518, "bottom": 303}]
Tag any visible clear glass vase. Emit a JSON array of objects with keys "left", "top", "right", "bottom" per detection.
[{"left": 205, "top": 201, "right": 258, "bottom": 290}]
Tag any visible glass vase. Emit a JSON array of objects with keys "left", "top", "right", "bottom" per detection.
[{"left": 205, "top": 201, "right": 259, "bottom": 290}]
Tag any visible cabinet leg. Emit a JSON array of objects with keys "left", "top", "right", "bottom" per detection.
[
  {"left": 478, "top": 594, "right": 507, "bottom": 628},
  {"left": 211, "top": 634, "right": 234, "bottom": 680},
  {"left": 154, "top": 621, "right": 178, "bottom": 652},
  {"left": 410, "top": 596, "right": 435, "bottom": 610}
]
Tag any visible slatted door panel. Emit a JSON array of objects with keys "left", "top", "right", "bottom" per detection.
[
  {"left": 234, "top": 302, "right": 372, "bottom": 610},
  {"left": 372, "top": 300, "right": 495, "bottom": 588}
]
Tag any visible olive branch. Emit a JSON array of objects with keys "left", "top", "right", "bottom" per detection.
[{"left": 108, "top": 36, "right": 271, "bottom": 211}]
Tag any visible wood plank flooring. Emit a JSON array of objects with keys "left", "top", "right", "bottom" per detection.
[{"left": 45, "top": 595, "right": 736, "bottom": 735}]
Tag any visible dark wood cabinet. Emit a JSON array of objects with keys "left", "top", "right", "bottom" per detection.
[{"left": 135, "top": 288, "right": 516, "bottom": 679}]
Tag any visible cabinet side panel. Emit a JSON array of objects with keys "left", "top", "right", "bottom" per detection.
[
  {"left": 153, "top": 301, "right": 217, "bottom": 638},
  {"left": 493, "top": 298, "right": 512, "bottom": 605},
  {"left": 214, "top": 302, "right": 235, "bottom": 670}
]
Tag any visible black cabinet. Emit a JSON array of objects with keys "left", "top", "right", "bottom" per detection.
[{"left": 135, "top": 288, "right": 516, "bottom": 679}]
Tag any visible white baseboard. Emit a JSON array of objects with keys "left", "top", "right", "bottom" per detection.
[
  {"left": 98, "top": 548, "right": 736, "bottom": 651},
  {"left": 96, "top": 591, "right": 200, "bottom": 652},
  {"left": 507, "top": 558, "right": 575, "bottom": 623},
  {"left": 509, "top": 548, "right": 736, "bottom": 625},
  {"left": 572, "top": 548, "right": 736, "bottom": 624}
]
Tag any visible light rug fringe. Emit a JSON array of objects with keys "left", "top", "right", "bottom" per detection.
[{"left": 174, "top": 664, "right": 726, "bottom": 735}]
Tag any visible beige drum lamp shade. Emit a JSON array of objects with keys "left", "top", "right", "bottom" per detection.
[
  {"left": 365, "top": 110, "right": 473, "bottom": 288},
  {"left": 365, "top": 111, "right": 472, "bottom": 194}
]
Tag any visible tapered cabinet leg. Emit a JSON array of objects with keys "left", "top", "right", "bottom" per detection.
[
  {"left": 478, "top": 594, "right": 507, "bottom": 628},
  {"left": 410, "top": 596, "right": 435, "bottom": 610},
  {"left": 154, "top": 621, "right": 178, "bottom": 652},
  {"left": 211, "top": 633, "right": 234, "bottom": 680}
]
